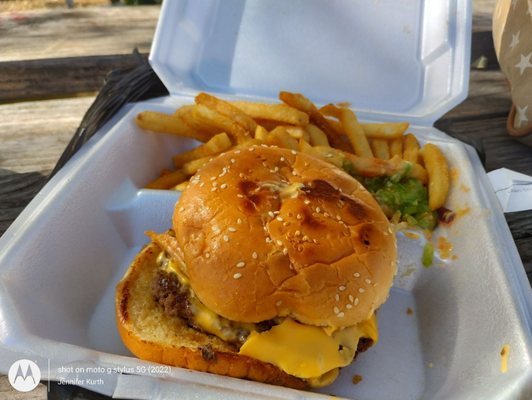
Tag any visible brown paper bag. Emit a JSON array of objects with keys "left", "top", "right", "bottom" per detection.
[{"left": 493, "top": 0, "right": 532, "bottom": 144}]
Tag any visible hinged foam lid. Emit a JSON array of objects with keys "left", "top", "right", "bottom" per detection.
[{"left": 150, "top": 0, "right": 471, "bottom": 126}]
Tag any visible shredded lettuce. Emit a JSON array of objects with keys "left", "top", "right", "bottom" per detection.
[{"left": 344, "top": 167, "right": 438, "bottom": 230}]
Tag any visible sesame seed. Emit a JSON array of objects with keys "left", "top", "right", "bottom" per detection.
[
  {"left": 358, "top": 288, "right": 365, "bottom": 293},
  {"left": 199, "top": 182, "right": 205, "bottom": 187},
  {"left": 291, "top": 150, "right": 297, "bottom": 155},
  {"left": 333, "top": 306, "right": 340, "bottom": 314},
  {"left": 236, "top": 261, "right": 246, "bottom": 268},
  {"left": 273, "top": 166, "right": 279, "bottom": 172},
  {"left": 276, "top": 216, "right": 284, "bottom": 222},
  {"left": 276, "top": 240, "right": 283, "bottom": 246},
  {"left": 280, "top": 157, "right": 285, "bottom": 162},
  {"left": 239, "top": 173, "right": 245, "bottom": 178},
  {"left": 292, "top": 171, "right": 297, "bottom": 176},
  {"left": 304, "top": 200, "right": 310, "bottom": 205},
  {"left": 231, "top": 158, "right": 236, "bottom": 164},
  {"left": 302, "top": 235, "right": 309, "bottom": 241},
  {"left": 339, "top": 286, "right": 346, "bottom": 291},
  {"left": 336, "top": 215, "right": 342, "bottom": 220},
  {"left": 266, "top": 237, "right": 272, "bottom": 243},
  {"left": 326, "top": 153, "right": 334, "bottom": 158},
  {"left": 205, "top": 252, "right": 210, "bottom": 259},
  {"left": 211, "top": 187, "right": 217, "bottom": 192},
  {"left": 337, "top": 312, "right": 345, "bottom": 318},
  {"left": 235, "top": 150, "right": 241, "bottom": 154},
  {"left": 268, "top": 211, "right": 275, "bottom": 218},
  {"left": 295, "top": 230, "right": 301, "bottom": 236},
  {"left": 228, "top": 227, "right": 237, "bottom": 232},
  {"left": 296, "top": 214, "right": 302, "bottom": 220},
  {"left": 237, "top": 194, "right": 244, "bottom": 198},
  {"left": 212, "top": 181, "right": 218, "bottom": 187},
  {"left": 283, "top": 248, "right": 288, "bottom": 255},
  {"left": 315, "top": 207, "right": 321, "bottom": 213},
  {"left": 313, "top": 239, "right": 318, "bottom": 244},
  {"left": 223, "top": 235, "right": 230, "bottom": 242},
  {"left": 365, "top": 279, "right": 372, "bottom": 284},
  {"left": 179, "top": 206, "right": 185, "bottom": 212},
  {"left": 220, "top": 183, "right": 228, "bottom": 189},
  {"left": 233, "top": 273, "right": 242, "bottom": 279},
  {"left": 348, "top": 295, "right": 354, "bottom": 303},
  {"left": 335, "top": 294, "right": 340, "bottom": 302},
  {"left": 237, "top": 218, "right": 242, "bottom": 224},
  {"left": 346, "top": 304, "right": 353, "bottom": 309},
  {"left": 354, "top": 298, "right": 359, "bottom": 305},
  {"left": 354, "top": 272, "right": 361, "bottom": 278},
  {"left": 273, "top": 210, "right": 280, "bottom": 215},
  {"left": 210, "top": 176, "right": 216, "bottom": 181},
  {"left": 212, "top": 226, "right": 220, "bottom": 234},
  {"left": 276, "top": 300, "right": 283, "bottom": 306},
  {"left": 249, "top": 147, "right": 255, "bottom": 151},
  {"left": 252, "top": 252, "right": 258, "bottom": 259}
]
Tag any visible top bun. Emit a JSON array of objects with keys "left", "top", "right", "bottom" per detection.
[{"left": 173, "top": 145, "right": 396, "bottom": 328}]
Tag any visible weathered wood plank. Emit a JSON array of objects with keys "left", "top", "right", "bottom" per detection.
[
  {"left": 0, "top": 5, "right": 159, "bottom": 62},
  {"left": 0, "top": 53, "right": 148, "bottom": 102}
]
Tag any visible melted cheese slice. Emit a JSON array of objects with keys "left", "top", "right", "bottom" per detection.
[{"left": 239, "top": 315, "right": 378, "bottom": 381}]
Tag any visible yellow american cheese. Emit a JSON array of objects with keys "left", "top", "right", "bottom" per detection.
[{"left": 239, "top": 315, "right": 378, "bottom": 380}]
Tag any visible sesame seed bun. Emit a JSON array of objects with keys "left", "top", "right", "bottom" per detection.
[{"left": 174, "top": 145, "right": 397, "bottom": 328}]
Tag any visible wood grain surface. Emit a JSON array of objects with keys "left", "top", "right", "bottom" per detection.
[{"left": 1, "top": 1, "right": 531, "bottom": 398}]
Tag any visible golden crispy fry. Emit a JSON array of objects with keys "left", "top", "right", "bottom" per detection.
[
  {"left": 231, "top": 101, "right": 309, "bottom": 125},
  {"left": 135, "top": 111, "right": 211, "bottom": 142},
  {"left": 145, "top": 169, "right": 188, "bottom": 190},
  {"left": 266, "top": 127, "right": 299, "bottom": 150},
  {"left": 172, "top": 132, "right": 232, "bottom": 168},
  {"left": 196, "top": 93, "right": 257, "bottom": 134},
  {"left": 182, "top": 156, "right": 211, "bottom": 175},
  {"left": 279, "top": 91, "right": 341, "bottom": 146},
  {"left": 194, "top": 104, "right": 250, "bottom": 144},
  {"left": 339, "top": 107, "right": 373, "bottom": 158},
  {"left": 420, "top": 144, "right": 449, "bottom": 210},
  {"left": 361, "top": 122, "right": 409, "bottom": 139},
  {"left": 285, "top": 126, "right": 309, "bottom": 141},
  {"left": 319, "top": 103, "right": 342, "bottom": 119},
  {"left": 403, "top": 133, "right": 420, "bottom": 164},
  {"left": 369, "top": 138, "right": 390, "bottom": 160},
  {"left": 172, "top": 181, "right": 189, "bottom": 192},
  {"left": 306, "top": 124, "right": 330, "bottom": 147},
  {"left": 298, "top": 140, "right": 344, "bottom": 168},
  {"left": 389, "top": 137, "right": 403, "bottom": 158},
  {"left": 254, "top": 125, "right": 269, "bottom": 141}
]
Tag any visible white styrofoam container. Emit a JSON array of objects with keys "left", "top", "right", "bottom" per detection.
[{"left": 1, "top": 1, "right": 531, "bottom": 399}]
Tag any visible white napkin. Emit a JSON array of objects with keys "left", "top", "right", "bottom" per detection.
[{"left": 487, "top": 168, "right": 532, "bottom": 213}]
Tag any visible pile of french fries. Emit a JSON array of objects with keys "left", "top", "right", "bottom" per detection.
[{"left": 135, "top": 91, "right": 449, "bottom": 211}]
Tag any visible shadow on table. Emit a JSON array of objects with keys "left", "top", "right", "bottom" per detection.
[{"left": 0, "top": 168, "right": 46, "bottom": 236}]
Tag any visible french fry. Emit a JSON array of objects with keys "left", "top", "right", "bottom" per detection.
[
  {"left": 403, "top": 133, "right": 420, "bottom": 164},
  {"left": 254, "top": 125, "right": 269, "bottom": 141},
  {"left": 194, "top": 104, "right": 251, "bottom": 144},
  {"left": 420, "top": 144, "right": 449, "bottom": 210},
  {"left": 306, "top": 124, "right": 330, "bottom": 147},
  {"left": 285, "top": 126, "right": 309, "bottom": 142},
  {"left": 319, "top": 103, "right": 342, "bottom": 119},
  {"left": 369, "top": 138, "right": 390, "bottom": 160},
  {"left": 279, "top": 91, "right": 341, "bottom": 146},
  {"left": 145, "top": 169, "right": 188, "bottom": 190},
  {"left": 172, "top": 132, "right": 232, "bottom": 168},
  {"left": 266, "top": 126, "right": 299, "bottom": 150},
  {"left": 196, "top": 93, "right": 257, "bottom": 134},
  {"left": 361, "top": 122, "right": 409, "bottom": 139},
  {"left": 339, "top": 107, "right": 373, "bottom": 158},
  {"left": 389, "top": 137, "right": 403, "bottom": 158},
  {"left": 298, "top": 141, "right": 344, "bottom": 168},
  {"left": 182, "top": 156, "right": 211, "bottom": 175},
  {"left": 231, "top": 101, "right": 309, "bottom": 125},
  {"left": 135, "top": 111, "right": 211, "bottom": 142},
  {"left": 173, "top": 181, "right": 189, "bottom": 192}
]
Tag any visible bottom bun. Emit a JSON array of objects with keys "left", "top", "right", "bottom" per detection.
[{"left": 116, "top": 242, "right": 309, "bottom": 390}]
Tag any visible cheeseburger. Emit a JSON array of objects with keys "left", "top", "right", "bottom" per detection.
[{"left": 116, "top": 145, "right": 397, "bottom": 389}]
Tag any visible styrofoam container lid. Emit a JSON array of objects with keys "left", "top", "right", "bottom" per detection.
[{"left": 150, "top": 0, "right": 471, "bottom": 125}]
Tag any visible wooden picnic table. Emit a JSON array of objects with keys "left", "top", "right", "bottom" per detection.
[{"left": 0, "top": 1, "right": 531, "bottom": 398}]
